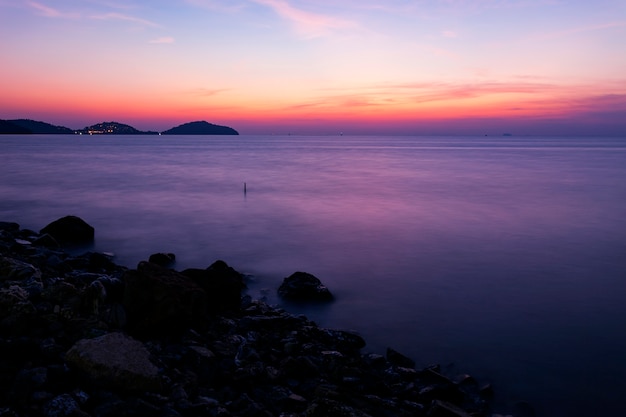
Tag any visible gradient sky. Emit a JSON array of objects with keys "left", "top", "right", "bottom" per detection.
[{"left": 1, "top": 0, "right": 625, "bottom": 135}]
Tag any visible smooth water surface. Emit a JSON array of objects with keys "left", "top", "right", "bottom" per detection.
[{"left": 1, "top": 134, "right": 625, "bottom": 416}]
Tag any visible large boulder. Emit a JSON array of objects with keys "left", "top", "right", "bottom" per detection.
[
  {"left": 123, "top": 261, "right": 208, "bottom": 338},
  {"left": 65, "top": 332, "right": 161, "bottom": 392},
  {"left": 181, "top": 260, "right": 245, "bottom": 313},
  {"left": 148, "top": 252, "right": 176, "bottom": 267},
  {"left": 278, "top": 271, "right": 334, "bottom": 302},
  {"left": 40, "top": 216, "right": 94, "bottom": 244}
]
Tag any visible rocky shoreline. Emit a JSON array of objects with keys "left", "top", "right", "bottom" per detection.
[{"left": 1, "top": 216, "right": 499, "bottom": 417}]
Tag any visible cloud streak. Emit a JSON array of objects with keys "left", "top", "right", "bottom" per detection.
[
  {"left": 149, "top": 37, "right": 175, "bottom": 44},
  {"left": 251, "top": 0, "right": 357, "bottom": 38},
  {"left": 26, "top": 1, "right": 79, "bottom": 18},
  {"left": 26, "top": 1, "right": 161, "bottom": 28},
  {"left": 90, "top": 12, "right": 160, "bottom": 27},
  {"left": 530, "top": 20, "right": 626, "bottom": 41},
  {"left": 283, "top": 79, "right": 626, "bottom": 118}
]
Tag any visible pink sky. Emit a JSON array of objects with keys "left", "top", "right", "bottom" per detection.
[{"left": 1, "top": 0, "right": 625, "bottom": 135}]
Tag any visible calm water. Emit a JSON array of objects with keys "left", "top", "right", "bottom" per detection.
[{"left": 1, "top": 134, "right": 625, "bottom": 416}]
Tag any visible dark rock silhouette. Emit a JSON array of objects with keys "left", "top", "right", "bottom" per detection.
[
  {"left": 9, "top": 119, "right": 73, "bottom": 134},
  {"left": 1, "top": 117, "right": 239, "bottom": 135},
  {"left": 0, "top": 120, "right": 30, "bottom": 134},
  {"left": 76, "top": 121, "right": 157, "bottom": 135},
  {"left": 181, "top": 260, "right": 246, "bottom": 313},
  {"left": 40, "top": 215, "right": 95, "bottom": 244},
  {"left": 65, "top": 332, "right": 162, "bottom": 392},
  {"left": 123, "top": 261, "right": 208, "bottom": 339},
  {"left": 148, "top": 252, "right": 176, "bottom": 267},
  {"left": 161, "top": 120, "right": 239, "bottom": 135},
  {"left": 278, "top": 271, "right": 334, "bottom": 301}
]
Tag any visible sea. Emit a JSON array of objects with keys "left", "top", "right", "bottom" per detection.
[{"left": 1, "top": 134, "right": 625, "bottom": 416}]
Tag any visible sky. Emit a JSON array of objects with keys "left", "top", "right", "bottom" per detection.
[{"left": 1, "top": 0, "right": 625, "bottom": 135}]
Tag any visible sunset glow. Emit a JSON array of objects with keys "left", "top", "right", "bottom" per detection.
[{"left": 1, "top": 0, "right": 625, "bottom": 135}]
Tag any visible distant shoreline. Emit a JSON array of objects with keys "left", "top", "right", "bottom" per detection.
[{"left": 0, "top": 119, "right": 239, "bottom": 135}]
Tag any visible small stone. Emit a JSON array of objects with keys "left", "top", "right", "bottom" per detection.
[
  {"left": 43, "top": 394, "right": 79, "bottom": 417},
  {"left": 288, "top": 393, "right": 307, "bottom": 403}
]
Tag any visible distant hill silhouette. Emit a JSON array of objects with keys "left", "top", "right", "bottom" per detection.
[
  {"left": 76, "top": 121, "right": 157, "bottom": 135},
  {"left": 0, "top": 120, "right": 31, "bottom": 134},
  {"left": 0, "top": 118, "right": 239, "bottom": 135},
  {"left": 9, "top": 119, "right": 74, "bottom": 134},
  {"left": 161, "top": 121, "right": 239, "bottom": 135},
  {"left": 0, "top": 119, "right": 72, "bottom": 134}
]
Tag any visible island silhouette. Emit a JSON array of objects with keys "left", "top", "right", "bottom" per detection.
[{"left": 0, "top": 119, "right": 239, "bottom": 135}]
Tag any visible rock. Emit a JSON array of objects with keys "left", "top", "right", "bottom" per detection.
[
  {"left": 427, "top": 400, "right": 473, "bottom": 417},
  {"left": 314, "top": 328, "right": 366, "bottom": 352},
  {"left": 148, "top": 252, "right": 176, "bottom": 267},
  {"left": 43, "top": 394, "right": 80, "bottom": 417},
  {"left": 123, "top": 261, "right": 208, "bottom": 338},
  {"left": 278, "top": 271, "right": 334, "bottom": 301},
  {"left": 0, "top": 285, "right": 37, "bottom": 331},
  {"left": 65, "top": 332, "right": 161, "bottom": 392},
  {"left": 0, "top": 218, "right": 496, "bottom": 417},
  {"left": 40, "top": 216, "right": 94, "bottom": 244},
  {"left": 32, "top": 233, "right": 60, "bottom": 249},
  {"left": 0, "top": 256, "right": 41, "bottom": 281},
  {"left": 386, "top": 347, "right": 416, "bottom": 368},
  {"left": 0, "top": 222, "right": 20, "bottom": 232},
  {"left": 181, "top": 260, "right": 245, "bottom": 313}
]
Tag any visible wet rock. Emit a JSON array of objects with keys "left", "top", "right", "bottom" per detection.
[
  {"left": 40, "top": 216, "right": 94, "bottom": 245},
  {"left": 386, "top": 347, "right": 415, "bottom": 368},
  {"left": 65, "top": 332, "right": 162, "bottom": 392},
  {"left": 314, "top": 328, "right": 366, "bottom": 352},
  {"left": 428, "top": 399, "right": 473, "bottom": 417},
  {"left": 148, "top": 252, "right": 176, "bottom": 267},
  {"left": 0, "top": 256, "right": 41, "bottom": 281},
  {"left": 32, "top": 234, "right": 60, "bottom": 249},
  {"left": 0, "top": 285, "right": 37, "bottom": 330},
  {"left": 123, "top": 261, "right": 208, "bottom": 338},
  {"left": 278, "top": 271, "right": 334, "bottom": 301},
  {"left": 0, "top": 222, "right": 20, "bottom": 232},
  {"left": 43, "top": 394, "right": 80, "bottom": 417},
  {"left": 182, "top": 260, "right": 245, "bottom": 313}
]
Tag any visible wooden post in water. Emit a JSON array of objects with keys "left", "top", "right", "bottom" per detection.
[{"left": 244, "top": 182, "right": 247, "bottom": 195}]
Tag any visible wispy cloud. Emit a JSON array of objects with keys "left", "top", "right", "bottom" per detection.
[
  {"left": 392, "top": 80, "right": 558, "bottom": 103},
  {"left": 90, "top": 12, "right": 161, "bottom": 28},
  {"left": 149, "top": 36, "right": 175, "bottom": 44},
  {"left": 251, "top": 0, "right": 358, "bottom": 38},
  {"left": 184, "top": 0, "right": 245, "bottom": 13},
  {"left": 26, "top": 1, "right": 161, "bottom": 28},
  {"left": 86, "top": 0, "right": 139, "bottom": 11},
  {"left": 26, "top": 1, "right": 80, "bottom": 18},
  {"left": 282, "top": 78, "right": 626, "bottom": 126},
  {"left": 285, "top": 80, "right": 564, "bottom": 112},
  {"left": 530, "top": 21, "right": 626, "bottom": 41},
  {"left": 190, "top": 88, "right": 232, "bottom": 96}
]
